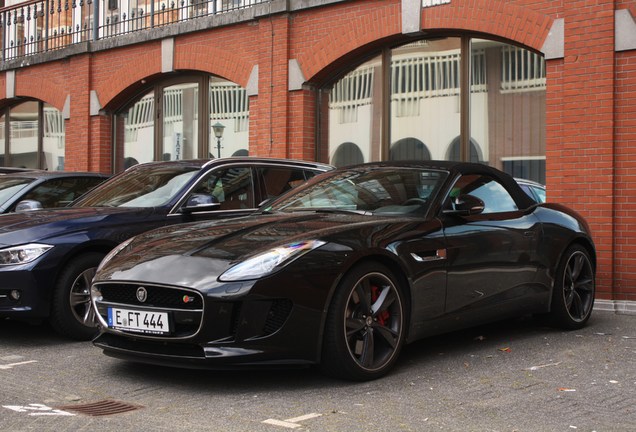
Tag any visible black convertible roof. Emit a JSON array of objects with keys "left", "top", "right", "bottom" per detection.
[{"left": 340, "top": 160, "right": 538, "bottom": 211}]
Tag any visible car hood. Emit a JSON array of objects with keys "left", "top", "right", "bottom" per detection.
[
  {"left": 95, "top": 211, "right": 432, "bottom": 290},
  {"left": 0, "top": 206, "right": 154, "bottom": 246}
]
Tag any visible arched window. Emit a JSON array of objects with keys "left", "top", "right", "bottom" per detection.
[
  {"left": 113, "top": 74, "right": 249, "bottom": 172},
  {"left": 0, "top": 101, "right": 65, "bottom": 170},
  {"left": 318, "top": 36, "right": 546, "bottom": 183},
  {"left": 331, "top": 142, "right": 364, "bottom": 167},
  {"left": 390, "top": 138, "right": 431, "bottom": 161},
  {"left": 447, "top": 137, "right": 483, "bottom": 163}
]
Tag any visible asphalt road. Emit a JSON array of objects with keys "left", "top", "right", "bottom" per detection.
[{"left": 1, "top": 310, "right": 635, "bottom": 432}]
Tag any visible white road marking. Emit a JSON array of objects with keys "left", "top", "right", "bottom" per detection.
[
  {"left": 263, "top": 412, "right": 322, "bottom": 429},
  {"left": 0, "top": 360, "right": 38, "bottom": 370},
  {"left": 3, "top": 403, "right": 75, "bottom": 416}
]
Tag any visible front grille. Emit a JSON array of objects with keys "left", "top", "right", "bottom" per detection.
[
  {"left": 95, "top": 282, "right": 204, "bottom": 338},
  {"left": 99, "top": 283, "right": 203, "bottom": 309}
]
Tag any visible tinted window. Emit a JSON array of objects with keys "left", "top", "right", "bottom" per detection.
[
  {"left": 190, "top": 167, "right": 254, "bottom": 210},
  {"left": 257, "top": 167, "right": 309, "bottom": 200},
  {"left": 23, "top": 177, "right": 105, "bottom": 208},
  {"left": 268, "top": 168, "right": 448, "bottom": 214},
  {"left": 0, "top": 177, "right": 31, "bottom": 204},
  {"left": 448, "top": 174, "right": 517, "bottom": 213}
]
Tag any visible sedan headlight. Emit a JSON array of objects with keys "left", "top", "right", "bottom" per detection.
[
  {"left": 0, "top": 243, "right": 53, "bottom": 265},
  {"left": 219, "top": 240, "right": 326, "bottom": 282}
]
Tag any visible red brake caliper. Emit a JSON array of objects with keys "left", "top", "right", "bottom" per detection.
[{"left": 371, "top": 285, "right": 390, "bottom": 326}]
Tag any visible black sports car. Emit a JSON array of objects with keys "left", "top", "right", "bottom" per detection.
[
  {"left": 91, "top": 161, "right": 596, "bottom": 381},
  {"left": 0, "top": 158, "right": 331, "bottom": 340}
]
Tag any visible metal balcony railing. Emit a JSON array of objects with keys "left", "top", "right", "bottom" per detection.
[{"left": 0, "top": 0, "right": 267, "bottom": 61}]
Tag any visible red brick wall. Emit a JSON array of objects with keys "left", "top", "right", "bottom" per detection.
[
  {"left": 615, "top": 48, "right": 636, "bottom": 301},
  {"left": 0, "top": 0, "right": 633, "bottom": 300}
]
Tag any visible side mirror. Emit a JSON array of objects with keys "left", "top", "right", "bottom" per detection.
[
  {"left": 181, "top": 193, "right": 221, "bottom": 213},
  {"left": 443, "top": 194, "right": 485, "bottom": 216},
  {"left": 15, "top": 199, "right": 44, "bottom": 212}
]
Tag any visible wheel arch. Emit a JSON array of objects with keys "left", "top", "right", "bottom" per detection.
[
  {"left": 316, "top": 252, "right": 413, "bottom": 362},
  {"left": 44, "top": 240, "right": 120, "bottom": 305},
  {"left": 546, "top": 235, "right": 597, "bottom": 312}
]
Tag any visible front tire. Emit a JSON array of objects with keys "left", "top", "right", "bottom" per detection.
[
  {"left": 50, "top": 252, "right": 104, "bottom": 340},
  {"left": 321, "top": 262, "right": 406, "bottom": 381},
  {"left": 548, "top": 244, "right": 595, "bottom": 329}
]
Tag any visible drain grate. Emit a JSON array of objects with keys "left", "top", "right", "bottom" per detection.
[{"left": 55, "top": 399, "right": 143, "bottom": 416}]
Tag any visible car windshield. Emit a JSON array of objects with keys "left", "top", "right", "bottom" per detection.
[
  {"left": 0, "top": 177, "right": 31, "bottom": 204},
  {"left": 73, "top": 165, "right": 200, "bottom": 208},
  {"left": 266, "top": 167, "right": 448, "bottom": 215}
]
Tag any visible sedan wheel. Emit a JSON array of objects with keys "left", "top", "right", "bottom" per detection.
[
  {"left": 549, "top": 245, "right": 595, "bottom": 329},
  {"left": 50, "top": 252, "right": 104, "bottom": 340},
  {"left": 321, "top": 262, "right": 406, "bottom": 381}
]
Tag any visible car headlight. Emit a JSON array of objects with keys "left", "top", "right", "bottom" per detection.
[
  {"left": 0, "top": 243, "right": 53, "bottom": 265},
  {"left": 96, "top": 237, "right": 135, "bottom": 273},
  {"left": 219, "top": 240, "right": 326, "bottom": 282}
]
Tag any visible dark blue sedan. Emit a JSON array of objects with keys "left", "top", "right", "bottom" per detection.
[
  {"left": 0, "top": 158, "right": 331, "bottom": 340},
  {"left": 0, "top": 170, "right": 108, "bottom": 213}
]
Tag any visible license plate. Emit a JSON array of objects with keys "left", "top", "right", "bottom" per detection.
[{"left": 107, "top": 307, "right": 170, "bottom": 335}]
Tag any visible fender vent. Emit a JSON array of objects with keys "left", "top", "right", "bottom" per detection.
[{"left": 56, "top": 399, "right": 143, "bottom": 416}]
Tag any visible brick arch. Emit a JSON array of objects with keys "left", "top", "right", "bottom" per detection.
[
  {"left": 422, "top": 0, "right": 553, "bottom": 51},
  {"left": 173, "top": 44, "right": 254, "bottom": 89},
  {"left": 4, "top": 64, "right": 70, "bottom": 111},
  {"left": 96, "top": 43, "right": 254, "bottom": 109},
  {"left": 298, "top": 0, "right": 552, "bottom": 83},
  {"left": 95, "top": 44, "right": 164, "bottom": 109}
]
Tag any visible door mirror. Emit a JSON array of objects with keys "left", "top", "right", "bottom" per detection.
[
  {"left": 181, "top": 193, "right": 221, "bottom": 213},
  {"left": 15, "top": 199, "right": 44, "bottom": 212},
  {"left": 443, "top": 194, "right": 485, "bottom": 216}
]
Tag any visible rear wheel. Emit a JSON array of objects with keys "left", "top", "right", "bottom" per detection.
[
  {"left": 50, "top": 252, "right": 104, "bottom": 340},
  {"left": 548, "top": 245, "right": 595, "bottom": 329},
  {"left": 321, "top": 262, "right": 406, "bottom": 381}
]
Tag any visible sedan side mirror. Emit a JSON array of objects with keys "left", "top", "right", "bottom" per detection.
[
  {"left": 443, "top": 194, "right": 485, "bottom": 216},
  {"left": 181, "top": 193, "right": 221, "bottom": 213},
  {"left": 15, "top": 199, "right": 44, "bottom": 212}
]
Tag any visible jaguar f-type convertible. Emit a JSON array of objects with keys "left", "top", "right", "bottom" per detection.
[{"left": 91, "top": 161, "right": 596, "bottom": 381}]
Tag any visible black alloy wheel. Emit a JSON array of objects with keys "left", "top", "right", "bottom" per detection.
[
  {"left": 321, "top": 262, "right": 406, "bottom": 381},
  {"left": 549, "top": 244, "right": 595, "bottom": 329}
]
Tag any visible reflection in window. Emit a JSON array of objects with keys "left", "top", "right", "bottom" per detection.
[
  {"left": 450, "top": 174, "right": 518, "bottom": 214},
  {"left": 163, "top": 82, "right": 199, "bottom": 162},
  {"left": 0, "top": 101, "right": 65, "bottom": 170},
  {"left": 324, "top": 54, "right": 383, "bottom": 165},
  {"left": 208, "top": 77, "right": 250, "bottom": 158},
  {"left": 120, "top": 90, "right": 155, "bottom": 168},
  {"left": 390, "top": 138, "right": 431, "bottom": 161},
  {"left": 43, "top": 105, "right": 66, "bottom": 170},
  {"left": 500, "top": 45, "right": 546, "bottom": 92},
  {"left": 331, "top": 142, "right": 364, "bottom": 167},
  {"left": 447, "top": 137, "right": 483, "bottom": 163},
  {"left": 319, "top": 37, "right": 545, "bottom": 184},
  {"left": 471, "top": 39, "right": 546, "bottom": 183},
  {"left": 502, "top": 158, "right": 546, "bottom": 184},
  {"left": 113, "top": 75, "right": 249, "bottom": 173},
  {"left": 390, "top": 38, "right": 462, "bottom": 161},
  {"left": 9, "top": 101, "right": 39, "bottom": 169}
]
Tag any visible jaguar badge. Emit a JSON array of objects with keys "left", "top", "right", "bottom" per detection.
[{"left": 136, "top": 287, "right": 148, "bottom": 303}]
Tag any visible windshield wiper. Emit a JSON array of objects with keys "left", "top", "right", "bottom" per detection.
[{"left": 300, "top": 208, "right": 371, "bottom": 216}]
